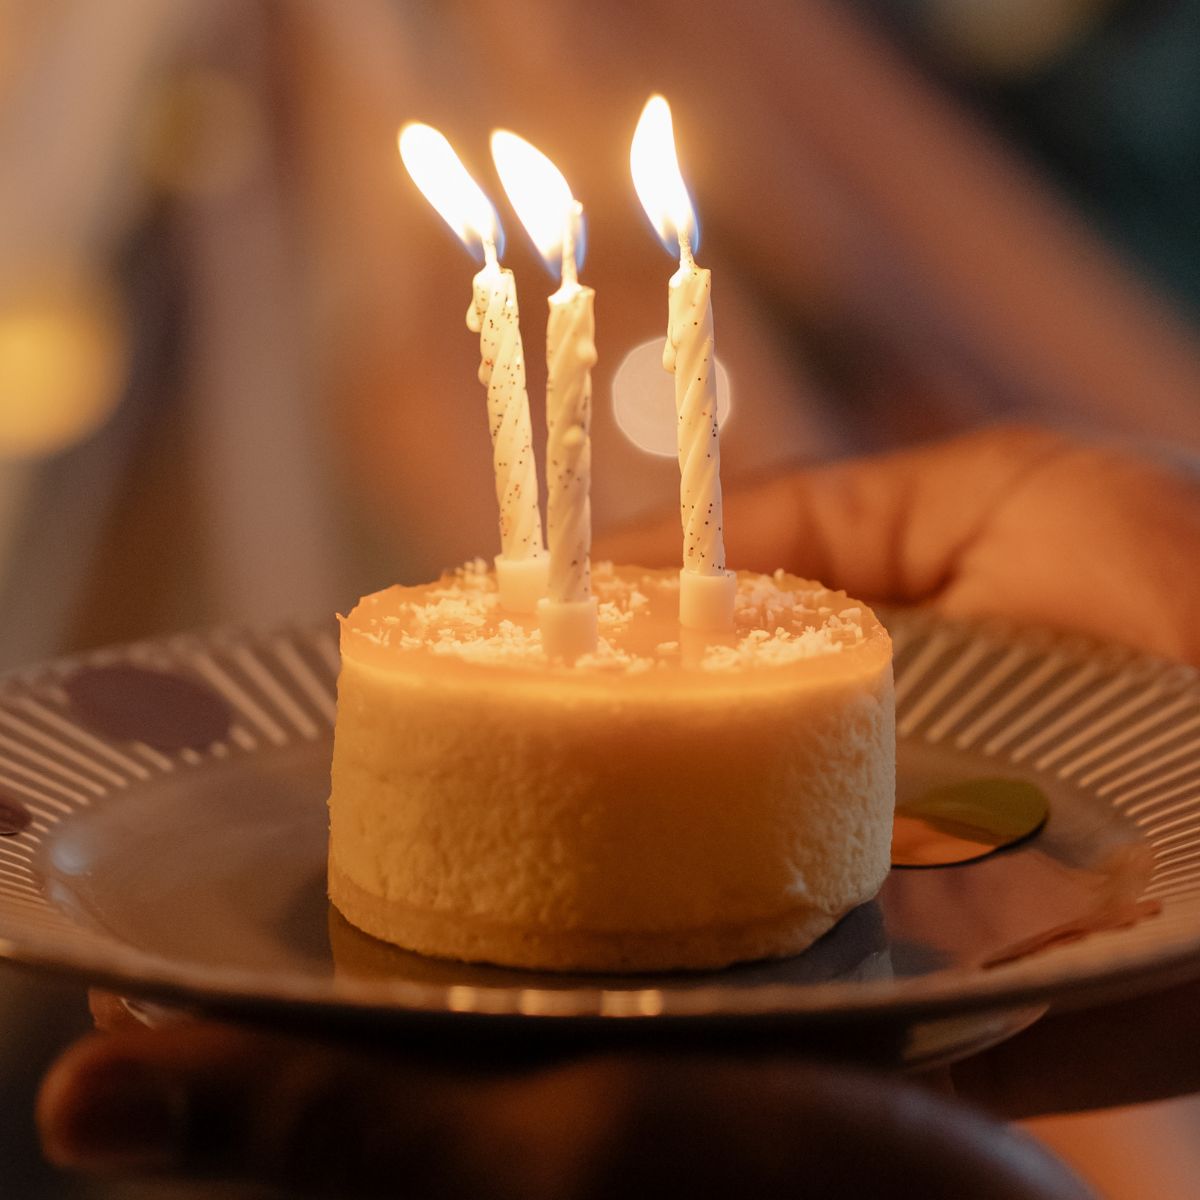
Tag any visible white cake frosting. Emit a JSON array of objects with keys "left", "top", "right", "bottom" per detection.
[{"left": 328, "top": 563, "right": 895, "bottom": 972}]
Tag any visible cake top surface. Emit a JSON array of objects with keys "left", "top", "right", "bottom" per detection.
[{"left": 340, "top": 562, "right": 890, "bottom": 691}]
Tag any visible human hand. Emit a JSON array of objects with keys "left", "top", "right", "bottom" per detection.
[
  {"left": 601, "top": 426, "right": 1200, "bottom": 666},
  {"left": 37, "top": 992, "right": 1092, "bottom": 1199},
  {"left": 602, "top": 423, "right": 1200, "bottom": 1113}
]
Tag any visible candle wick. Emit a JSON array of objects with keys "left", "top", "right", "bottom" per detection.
[
  {"left": 560, "top": 202, "right": 581, "bottom": 290},
  {"left": 677, "top": 229, "right": 695, "bottom": 271},
  {"left": 483, "top": 237, "right": 500, "bottom": 270},
  {"left": 561, "top": 249, "right": 578, "bottom": 289}
]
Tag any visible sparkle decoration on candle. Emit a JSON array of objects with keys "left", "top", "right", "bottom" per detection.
[
  {"left": 492, "top": 130, "right": 598, "bottom": 660},
  {"left": 398, "top": 123, "right": 547, "bottom": 614},
  {"left": 630, "top": 96, "right": 736, "bottom": 631}
]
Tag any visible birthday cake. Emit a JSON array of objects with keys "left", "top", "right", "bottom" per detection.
[{"left": 327, "top": 562, "right": 895, "bottom": 972}]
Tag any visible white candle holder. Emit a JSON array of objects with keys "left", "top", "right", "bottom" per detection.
[
  {"left": 679, "top": 568, "right": 738, "bottom": 632},
  {"left": 538, "top": 596, "right": 599, "bottom": 661},
  {"left": 495, "top": 554, "right": 549, "bottom": 615}
]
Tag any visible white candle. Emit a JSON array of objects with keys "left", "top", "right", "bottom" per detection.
[
  {"left": 466, "top": 240, "right": 545, "bottom": 566},
  {"left": 399, "top": 123, "right": 547, "bottom": 614},
  {"left": 545, "top": 230, "right": 596, "bottom": 605},
  {"left": 631, "top": 96, "right": 736, "bottom": 631},
  {"left": 664, "top": 236, "right": 724, "bottom": 576},
  {"left": 493, "top": 131, "right": 598, "bottom": 659}
]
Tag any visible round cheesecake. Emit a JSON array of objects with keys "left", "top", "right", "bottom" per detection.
[{"left": 328, "top": 561, "right": 895, "bottom": 972}]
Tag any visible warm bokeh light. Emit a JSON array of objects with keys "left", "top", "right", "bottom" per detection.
[
  {"left": 611, "top": 338, "right": 731, "bottom": 457},
  {"left": 630, "top": 95, "right": 697, "bottom": 252},
  {"left": 490, "top": 130, "right": 578, "bottom": 273},
  {"left": 398, "top": 123, "right": 499, "bottom": 252},
  {"left": 0, "top": 278, "right": 128, "bottom": 460}
]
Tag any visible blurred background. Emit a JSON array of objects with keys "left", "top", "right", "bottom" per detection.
[{"left": 0, "top": 0, "right": 1198, "bottom": 1195}]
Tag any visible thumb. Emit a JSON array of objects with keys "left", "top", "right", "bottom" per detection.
[
  {"left": 37, "top": 1023, "right": 549, "bottom": 1197},
  {"left": 597, "top": 426, "right": 1067, "bottom": 604}
]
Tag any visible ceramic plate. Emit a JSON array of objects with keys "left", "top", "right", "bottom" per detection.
[{"left": 0, "top": 611, "right": 1198, "bottom": 1062}]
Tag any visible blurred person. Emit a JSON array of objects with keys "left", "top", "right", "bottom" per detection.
[{"left": 2, "top": 0, "right": 1198, "bottom": 659}]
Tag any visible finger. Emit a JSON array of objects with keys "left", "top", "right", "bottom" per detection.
[
  {"left": 950, "top": 977, "right": 1200, "bottom": 1119},
  {"left": 38, "top": 1023, "right": 464, "bottom": 1190},
  {"left": 936, "top": 435, "right": 1200, "bottom": 664},
  {"left": 597, "top": 426, "right": 1069, "bottom": 603},
  {"left": 36, "top": 1023, "right": 622, "bottom": 1197}
]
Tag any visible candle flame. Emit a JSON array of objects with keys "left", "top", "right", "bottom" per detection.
[
  {"left": 398, "top": 122, "right": 501, "bottom": 256},
  {"left": 491, "top": 130, "right": 584, "bottom": 278},
  {"left": 630, "top": 95, "right": 698, "bottom": 255}
]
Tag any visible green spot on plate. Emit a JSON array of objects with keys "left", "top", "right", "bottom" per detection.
[{"left": 892, "top": 778, "right": 1049, "bottom": 869}]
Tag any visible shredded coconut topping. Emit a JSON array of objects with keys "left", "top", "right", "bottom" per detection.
[{"left": 344, "top": 563, "right": 871, "bottom": 675}]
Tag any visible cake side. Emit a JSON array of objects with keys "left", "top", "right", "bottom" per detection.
[
  {"left": 328, "top": 858, "right": 844, "bottom": 973},
  {"left": 327, "top": 564, "right": 895, "bottom": 972}
]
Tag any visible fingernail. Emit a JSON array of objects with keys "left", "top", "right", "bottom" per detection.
[{"left": 43, "top": 1058, "right": 187, "bottom": 1172}]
